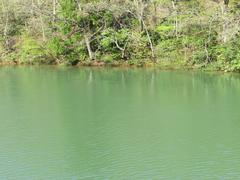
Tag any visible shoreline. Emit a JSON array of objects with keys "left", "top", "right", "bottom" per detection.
[{"left": 0, "top": 60, "right": 237, "bottom": 73}]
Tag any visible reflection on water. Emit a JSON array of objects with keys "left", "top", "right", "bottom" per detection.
[{"left": 0, "top": 67, "right": 240, "bottom": 179}]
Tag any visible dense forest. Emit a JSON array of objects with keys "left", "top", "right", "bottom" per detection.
[{"left": 0, "top": 0, "right": 240, "bottom": 71}]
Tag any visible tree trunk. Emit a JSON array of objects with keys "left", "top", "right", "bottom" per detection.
[
  {"left": 52, "top": 0, "right": 57, "bottom": 22},
  {"left": 222, "top": 0, "right": 229, "bottom": 42},
  {"left": 84, "top": 35, "right": 94, "bottom": 60},
  {"left": 142, "top": 19, "right": 155, "bottom": 59},
  {"left": 153, "top": 1, "right": 157, "bottom": 26},
  {"left": 1, "top": 0, "right": 9, "bottom": 49},
  {"left": 76, "top": 0, "right": 81, "bottom": 10},
  {"left": 31, "top": 0, "right": 34, "bottom": 15},
  {"left": 37, "top": 0, "right": 46, "bottom": 41},
  {"left": 172, "top": 0, "right": 178, "bottom": 38}
]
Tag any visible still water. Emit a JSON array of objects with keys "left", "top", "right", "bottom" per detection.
[{"left": 0, "top": 66, "right": 240, "bottom": 179}]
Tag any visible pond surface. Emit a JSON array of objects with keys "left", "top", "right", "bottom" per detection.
[{"left": 0, "top": 67, "right": 240, "bottom": 179}]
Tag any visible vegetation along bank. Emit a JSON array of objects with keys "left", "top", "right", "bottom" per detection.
[{"left": 1, "top": 0, "right": 240, "bottom": 72}]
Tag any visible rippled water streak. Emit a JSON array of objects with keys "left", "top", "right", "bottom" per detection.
[{"left": 0, "top": 67, "right": 240, "bottom": 179}]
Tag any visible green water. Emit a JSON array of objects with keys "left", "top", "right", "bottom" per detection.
[{"left": 0, "top": 67, "right": 240, "bottom": 179}]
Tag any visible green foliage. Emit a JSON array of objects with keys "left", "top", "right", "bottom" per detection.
[
  {"left": 17, "top": 33, "right": 46, "bottom": 63},
  {"left": 1, "top": 0, "right": 240, "bottom": 72},
  {"left": 211, "top": 35, "right": 240, "bottom": 71},
  {"left": 0, "top": 42, "right": 4, "bottom": 54},
  {"left": 156, "top": 38, "right": 182, "bottom": 61},
  {"left": 100, "top": 28, "right": 129, "bottom": 52},
  {"left": 156, "top": 24, "right": 174, "bottom": 34},
  {"left": 47, "top": 37, "right": 65, "bottom": 57},
  {"left": 100, "top": 29, "right": 115, "bottom": 51},
  {"left": 155, "top": 24, "right": 174, "bottom": 40},
  {"left": 101, "top": 54, "right": 114, "bottom": 63},
  {"left": 60, "top": 0, "right": 77, "bottom": 19}
]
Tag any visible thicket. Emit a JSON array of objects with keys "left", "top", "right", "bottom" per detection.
[{"left": 1, "top": 0, "right": 240, "bottom": 71}]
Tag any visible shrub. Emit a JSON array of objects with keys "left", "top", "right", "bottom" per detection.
[{"left": 17, "top": 33, "right": 46, "bottom": 63}]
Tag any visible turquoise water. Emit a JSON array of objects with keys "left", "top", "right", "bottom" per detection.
[{"left": 0, "top": 67, "right": 240, "bottom": 179}]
